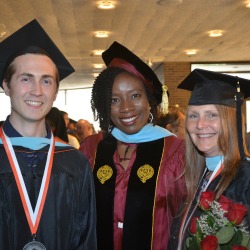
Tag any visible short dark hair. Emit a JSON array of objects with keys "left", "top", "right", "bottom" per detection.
[{"left": 3, "top": 46, "right": 59, "bottom": 89}]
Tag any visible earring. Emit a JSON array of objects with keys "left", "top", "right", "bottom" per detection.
[{"left": 149, "top": 112, "right": 153, "bottom": 123}]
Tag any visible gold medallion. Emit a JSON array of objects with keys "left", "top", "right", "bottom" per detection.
[
  {"left": 137, "top": 164, "right": 154, "bottom": 183},
  {"left": 97, "top": 165, "right": 113, "bottom": 184}
]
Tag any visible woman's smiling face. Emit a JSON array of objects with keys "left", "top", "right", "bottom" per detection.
[
  {"left": 110, "top": 72, "right": 150, "bottom": 135},
  {"left": 186, "top": 104, "right": 222, "bottom": 157}
]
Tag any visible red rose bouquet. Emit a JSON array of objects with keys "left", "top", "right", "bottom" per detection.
[{"left": 186, "top": 191, "right": 250, "bottom": 250}]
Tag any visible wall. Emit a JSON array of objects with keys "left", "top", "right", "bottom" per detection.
[{"left": 163, "top": 62, "right": 191, "bottom": 110}]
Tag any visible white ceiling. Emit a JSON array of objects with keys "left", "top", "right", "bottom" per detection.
[{"left": 1, "top": 0, "right": 250, "bottom": 90}]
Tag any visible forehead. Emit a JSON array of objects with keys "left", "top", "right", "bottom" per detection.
[
  {"left": 113, "top": 72, "right": 146, "bottom": 91},
  {"left": 187, "top": 104, "right": 218, "bottom": 112},
  {"left": 11, "top": 53, "right": 57, "bottom": 74},
  {"left": 77, "top": 121, "right": 90, "bottom": 127}
]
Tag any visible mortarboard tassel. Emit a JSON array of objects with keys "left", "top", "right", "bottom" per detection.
[
  {"left": 236, "top": 78, "right": 245, "bottom": 160},
  {"left": 159, "top": 85, "right": 169, "bottom": 115}
]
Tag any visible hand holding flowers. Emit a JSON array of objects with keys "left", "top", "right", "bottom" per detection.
[{"left": 186, "top": 191, "right": 250, "bottom": 250}]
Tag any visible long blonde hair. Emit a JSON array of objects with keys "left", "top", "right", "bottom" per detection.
[{"left": 184, "top": 105, "right": 249, "bottom": 203}]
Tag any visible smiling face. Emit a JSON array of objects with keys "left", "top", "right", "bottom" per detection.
[
  {"left": 186, "top": 104, "right": 222, "bottom": 157},
  {"left": 110, "top": 72, "right": 151, "bottom": 134},
  {"left": 2, "top": 53, "right": 58, "bottom": 133}
]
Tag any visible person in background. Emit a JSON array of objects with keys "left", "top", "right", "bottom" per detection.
[
  {"left": 46, "top": 107, "right": 69, "bottom": 142},
  {"left": 80, "top": 41, "right": 186, "bottom": 250},
  {"left": 169, "top": 69, "right": 250, "bottom": 249},
  {"left": 0, "top": 19, "right": 96, "bottom": 249},
  {"left": 67, "top": 119, "right": 79, "bottom": 137},
  {"left": 157, "top": 105, "right": 186, "bottom": 139},
  {"left": 76, "top": 119, "right": 95, "bottom": 144},
  {"left": 68, "top": 119, "right": 77, "bottom": 132},
  {"left": 60, "top": 110, "right": 70, "bottom": 128},
  {"left": 60, "top": 110, "right": 80, "bottom": 148}
]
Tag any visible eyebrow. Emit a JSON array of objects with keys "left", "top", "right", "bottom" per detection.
[
  {"left": 18, "top": 73, "right": 33, "bottom": 77},
  {"left": 18, "top": 73, "right": 55, "bottom": 79},
  {"left": 112, "top": 88, "right": 144, "bottom": 95},
  {"left": 187, "top": 109, "right": 218, "bottom": 115}
]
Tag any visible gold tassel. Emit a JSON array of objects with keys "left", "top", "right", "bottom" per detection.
[{"left": 159, "top": 85, "right": 169, "bottom": 115}]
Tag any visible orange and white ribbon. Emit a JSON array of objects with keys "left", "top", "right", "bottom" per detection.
[{"left": 0, "top": 127, "right": 55, "bottom": 235}]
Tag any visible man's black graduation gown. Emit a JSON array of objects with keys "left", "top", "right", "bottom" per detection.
[{"left": 0, "top": 120, "right": 96, "bottom": 249}]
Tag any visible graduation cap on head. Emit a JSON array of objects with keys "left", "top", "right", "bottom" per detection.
[
  {"left": 178, "top": 68, "right": 250, "bottom": 107},
  {"left": 0, "top": 19, "right": 74, "bottom": 87},
  {"left": 102, "top": 41, "right": 167, "bottom": 108},
  {"left": 178, "top": 68, "right": 250, "bottom": 159}
]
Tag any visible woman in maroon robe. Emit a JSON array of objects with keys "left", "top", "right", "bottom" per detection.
[{"left": 80, "top": 41, "right": 187, "bottom": 250}]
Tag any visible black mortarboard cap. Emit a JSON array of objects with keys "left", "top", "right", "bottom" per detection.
[
  {"left": 102, "top": 41, "right": 163, "bottom": 104},
  {"left": 0, "top": 19, "right": 74, "bottom": 87},
  {"left": 178, "top": 68, "right": 250, "bottom": 107}
]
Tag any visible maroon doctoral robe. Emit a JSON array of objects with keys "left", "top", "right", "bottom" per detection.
[{"left": 80, "top": 133, "right": 186, "bottom": 250}]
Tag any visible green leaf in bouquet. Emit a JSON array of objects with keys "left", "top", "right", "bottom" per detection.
[
  {"left": 240, "top": 231, "right": 250, "bottom": 247},
  {"left": 231, "top": 229, "right": 243, "bottom": 245},
  {"left": 186, "top": 236, "right": 200, "bottom": 250},
  {"left": 195, "top": 224, "right": 203, "bottom": 244},
  {"left": 220, "top": 229, "right": 243, "bottom": 249},
  {"left": 206, "top": 212, "right": 216, "bottom": 228},
  {"left": 186, "top": 237, "right": 191, "bottom": 248},
  {"left": 216, "top": 225, "right": 234, "bottom": 244}
]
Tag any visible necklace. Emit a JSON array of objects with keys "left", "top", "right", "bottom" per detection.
[
  {"left": 118, "top": 142, "right": 137, "bottom": 162},
  {"left": 119, "top": 144, "right": 131, "bottom": 162}
]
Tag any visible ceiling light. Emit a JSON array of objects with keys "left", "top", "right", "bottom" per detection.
[
  {"left": 148, "top": 59, "right": 153, "bottom": 67},
  {"left": 0, "top": 23, "right": 6, "bottom": 38},
  {"left": 93, "top": 63, "right": 105, "bottom": 69},
  {"left": 208, "top": 30, "right": 223, "bottom": 37},
  {"left": 185, "top": 49, "right": 198, "bottom": 55},
  {"left": 157, "top": 0, "right": 182, "bottom": 5},
  {"left": 94, "top": 31, "right": 110, "bottom": 38},
  {"left": 97, "top": 1, "right": 116, "bottom": 9},
  {"left": 92, "top": 50, "right": 104, "bottom": 56},
  {"left": 245, "top": 0, "right": 250, "bottom": 7}
]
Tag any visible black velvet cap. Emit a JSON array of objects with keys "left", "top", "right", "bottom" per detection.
[
  {"left": 178, "top": 68, "right": 250, "bottom": 107},
  {"left": 0, "top": 19, "right": 74, "bottom": 87},
  {"left": 102, "top": 41, "right": 163, "bottom": 104}
]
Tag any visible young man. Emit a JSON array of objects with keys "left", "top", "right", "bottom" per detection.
[{"left": 0, "top": 20, "right": 96, "bottom": 249}]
